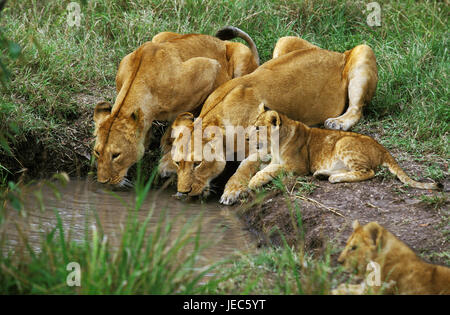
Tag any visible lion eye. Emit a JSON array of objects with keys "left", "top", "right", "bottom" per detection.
[
  {"left": 112, "top": 153, "right": 120, "bottom": 160},
  {"left": 94, "top": 150, "right": 100, "bottom": 158},
  {"left": 351, "top": 245, "right": 357, "bottom": 251},
  {"left": 194, "top": 161, "right": 201, "bottom": 168}
]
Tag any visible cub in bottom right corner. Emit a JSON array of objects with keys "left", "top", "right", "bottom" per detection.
[{"left": 333, "top": 220, "right": 450, "bottom": 295}]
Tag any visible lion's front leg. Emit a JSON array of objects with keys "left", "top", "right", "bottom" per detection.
[
  {"left": 220, "top": 153, "right": 268, "bottom": 205},
  {"left": 248, "top": 163, "right": 284, "bottom": 190}
]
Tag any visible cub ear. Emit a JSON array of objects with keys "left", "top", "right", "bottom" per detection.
[
  {"left": 131, "top": 109, "right": 139, "bottom": 122},
  {"left": 94, "top": 101, "right": 112, "bottom": 124},
  {"left": 366, "top": 222, "right": 383, "bottom": 247},
  {"left": 352, "top": 220, "right": 361, "bottom": 231},
  {"left": 131, "top": 108, "right": 145, "bottom": 126},
  {"left": 270, "top": 111, "right": 281, "bottom": 127},
  {"left": 257, "top": 102, "right": 271, "bottom": 114}
]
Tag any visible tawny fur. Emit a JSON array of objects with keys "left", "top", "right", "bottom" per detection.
[
  {"left": 243, "top": 105, "right": 440, "bottom": 193},
  {"left": 93, "top": 28, "right": 259, "bottom": 185},
  {"left": 333, "top": 220, "right": 450, "bottom": 295},
  {"left": 164, "top": 36, "right": 378, "bottom": 199}
]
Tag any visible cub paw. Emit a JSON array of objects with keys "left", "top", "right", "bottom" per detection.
[
  {"left": 220, "top": 187, "right": 248, "bottom": 205},
  {"left": 313, "top": 170, "right": 330, "bottom": 180},
  {"left": 248, "top": 175, "right": 266, "bottom": 190},
  {"left": 328, "top": 174, "right": 345, "bottom": 183}
]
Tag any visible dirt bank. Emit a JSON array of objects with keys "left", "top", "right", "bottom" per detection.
[
  {"left": 235, "top": 167, "right": 449, "bottom": 266},
  {"left": 0, "top": 88, "right": 165, "bottom": 183}
]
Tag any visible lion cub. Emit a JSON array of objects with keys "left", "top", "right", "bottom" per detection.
[
  {"left": 248, "top": 104, "right": 441, "bottom": 190},
  {"left": 333, "top": 220, "right": 450, "bottom": 295}
]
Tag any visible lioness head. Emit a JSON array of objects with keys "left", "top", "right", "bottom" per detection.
[
  {"left": 171, "top": 113, "right": 226, "bottom": 198},
  {"left": 337, "top": 220, "right": 385, "bottom": 276},
  {"left": 93, "top": 101, "right": 149, "bottom": 186}
]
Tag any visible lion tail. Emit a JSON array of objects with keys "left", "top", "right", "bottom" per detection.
[
  {"left": 382, "top": 152, "right": 442, "bottom": 190},
  {"left": 215, "top": 26, "right": 260, "bottom": 66}
]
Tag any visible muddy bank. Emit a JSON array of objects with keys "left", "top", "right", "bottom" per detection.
[
  {"left": 1, "top": 108, "right": 94, "bottom": 180},
  {"left": 0, "top": 89, "right": 165, "bottom": 183},
  {"left": 236, "top": 172, "right": 449, "bottom": 266},
  {"left": 0, "top": 91, "right": 99, "bottom": 181}
]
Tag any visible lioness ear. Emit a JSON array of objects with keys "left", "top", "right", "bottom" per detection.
[
  {"left": 94, "top": 101, "right": 112, "bottom": 124},
  {"left": 352, "top": 220, "right": 361, "bottom": 230}
]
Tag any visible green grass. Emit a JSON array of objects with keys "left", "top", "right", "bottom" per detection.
[
  {"left": 212, "top": 243, "right": 345, "bottom": 294},
  {"left": 0, "top": 0, "right": 448, "bottom": 180},
  {"left": 419, "top": 193, "right": 448, "bottom": 210}
]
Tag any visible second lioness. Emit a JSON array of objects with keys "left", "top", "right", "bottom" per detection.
[
  {"left": 237, "top": 104, "right": 441, "bottom": 195},
  {"left": 166, "top": 36, "right": 378, "bottom": 201}
]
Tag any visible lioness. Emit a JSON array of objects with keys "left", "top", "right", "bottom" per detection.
[
  {"left": 165, "top": 36, "right": 378, "bottom": 200},
  {"left": 93, "top": 26, "right": 259, "bottom": 186},
  {"left": 237, "top": 104, "right": 441, "bottom": 195},
  {"left": 332, "top": 220, "right": 450, "bottom": 294}
]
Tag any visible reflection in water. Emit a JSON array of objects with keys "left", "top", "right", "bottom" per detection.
[{"left": 1, "top": 179, "right": 255, "bottom": 265}]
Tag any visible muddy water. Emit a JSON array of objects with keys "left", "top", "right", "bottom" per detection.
[{"left": 2, "top": 179, "right": 255, "bottom": 265}]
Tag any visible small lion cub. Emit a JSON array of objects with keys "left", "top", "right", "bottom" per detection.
[
  {"left": 333, "top": 220, "right": 450, "bottom": 295},
  {"left": 249, "top": 104, "right": 441, "bottom": 190}
]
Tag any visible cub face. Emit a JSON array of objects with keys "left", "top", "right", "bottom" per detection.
[{"left": 337, "top": 220, "right": 384, "bottom": 276}]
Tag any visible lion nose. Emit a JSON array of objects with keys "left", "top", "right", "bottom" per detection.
[
  {"left": 173, "top": 192, "right": 188, "bottom": 200},
  {"left": 173, "top": 188, "right": 191, "bottom": 200},
  {"left": 97, "top": 178, "right": 110, "bottom": 184}
]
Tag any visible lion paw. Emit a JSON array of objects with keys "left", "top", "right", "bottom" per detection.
[
  {"left": 159, "top": 169, "right": 173, "bottom": 178},
  {"left": 313, "top": 170, "right": 330, "bottom": 180},
  {"left": 220, "top": 185, "right": 248, "bottom": 205},
  {"left": 248, "top": 175, "right": 268, "bottom": 190},
  {"left": 159, "top": 168, "right": 175, "bottom": 178},
  {"left": 324, "top": 118, "right": 350, "bottom": 131},
  {"left": 158, "top": 159, "right": 176, "bottom": 178},
  {"left": 328, "top": 174, "right": 342, "bottom": 183}
]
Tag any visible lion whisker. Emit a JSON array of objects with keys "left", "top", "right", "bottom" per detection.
[{"left": 118, "top": 177, "right": 134, "bottom": 189}]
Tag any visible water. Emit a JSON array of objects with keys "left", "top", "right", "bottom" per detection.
[{"left": 1, "top": 179, "right": 255, "bottom": 265}]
